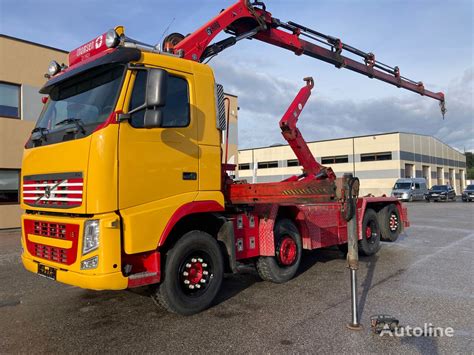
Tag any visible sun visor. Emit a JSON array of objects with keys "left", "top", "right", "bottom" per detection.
[{"left": 40, "top": 48, "right": 141, "bottom": 94}]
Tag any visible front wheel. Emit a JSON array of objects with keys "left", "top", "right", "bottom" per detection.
[
  {"left": 256, "top": 219, "right": 302, "bottom": 283},
  {"left": 359, "top": 209, "right": 381, "bottom": 256},
  {"left": 151, "top": 231, "right": 224, "bottom": 315}
]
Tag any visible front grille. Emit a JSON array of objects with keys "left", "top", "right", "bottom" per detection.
[
  {"left": 34, "top": 244, "right": 68, "bottom": 264},
  {"left": 24, "top": 219, "right": 79, "bottom": 265},
  {"left": 23, "top": 173, "right": 83, "bottom": 209},
  {"left": 33, "top": 221, "right": 67, "bottom": 239}
]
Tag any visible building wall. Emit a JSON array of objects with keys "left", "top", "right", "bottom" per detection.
[
  {"left": 237, "top": 132, "right": 466, "bottom": 196},
  {"left": 0, "top": 35, "right": 67, "bottom": 229}
]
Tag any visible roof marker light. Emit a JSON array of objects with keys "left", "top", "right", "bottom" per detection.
[
  {"left": 106, "top": 29, "right": 120, "bottom": 48},
  {"left": 47, "top": 60, "right": 61, "bottom": 76}
]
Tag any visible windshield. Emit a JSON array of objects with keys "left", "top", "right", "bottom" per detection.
[
  {"left": 34, "top": 65, "right": 124, "bottom": 134},
  {"left": 394, "top": 182, "right": 411, "bottom": 190},
  {"left": 466, "top": 185, "right": 474, "bottom": 190},
  {"left": 431, "top": 185, "right": 447, "bottom": 191}
]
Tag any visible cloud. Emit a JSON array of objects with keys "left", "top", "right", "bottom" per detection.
[{"left": 211, "top": 58, "right": 473, "bottom": 152}]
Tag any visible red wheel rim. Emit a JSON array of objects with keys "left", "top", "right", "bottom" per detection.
[
  {"left": 366, "top": 226, "right": 372, "bottom": 238},
  {"left": 180, "top": 255, "right": 212, "bottom": 294},
  {"left": 278, "top": 236, "right": 297, "bottom": 266},
  {"left": 389, "top": 213, "right": 398, "bottom": 232}
]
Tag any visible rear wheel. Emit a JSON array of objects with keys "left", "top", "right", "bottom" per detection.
[
  {"left": 378, "top": 204, "right": 401, "bottom": 242},
  {"left": 151, "top": 231, "right": 223, "bottom": 315},
  {"left": 359, "top": 209, "right": 381, "bottom": 256},
  {"left": 256, "top": 219, "right": 302, "bottom": 283}
]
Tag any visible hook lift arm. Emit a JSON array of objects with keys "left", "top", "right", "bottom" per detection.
[{"left": 168, "top": 0, "right": 446, "bottom": 116}]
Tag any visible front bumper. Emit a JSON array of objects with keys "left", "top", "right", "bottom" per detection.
[
  {"left": 21, "top": 212, "right": 128, "bottom": 291},
  {"left": 426, "top": 194, "right": 447, "bottom": 201},
  {"left": 22, "top": 255, "right": 127, "bottom": 290}
]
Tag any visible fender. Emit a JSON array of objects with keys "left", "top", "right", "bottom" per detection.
[{"left": 158, "top": 200, "right": 224, "bottom": 247}]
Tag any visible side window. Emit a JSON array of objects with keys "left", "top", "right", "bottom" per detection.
[
  {"left": 129, "top": 71, "right": 147, "bottom": 127},
  {"left": 415, "top": 183, "right": 420, "bottom": 189},
  {"left": 129, "top": 70, "right": 190, "bottom": 128}
]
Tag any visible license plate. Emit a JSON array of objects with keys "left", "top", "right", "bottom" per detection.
[
  {"left": 431, "top": 194, "right": 439, "bottom": 197},
  {"left": 38, "top": 264, "right": 57, "bottom": 280}
]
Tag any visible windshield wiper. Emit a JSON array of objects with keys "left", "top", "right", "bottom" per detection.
[
  {"left": 31, "top": 127, "right": 49, "bottom": 142},
  {"left": 55, "top": 118, "right": 86, "bottom": 135}
]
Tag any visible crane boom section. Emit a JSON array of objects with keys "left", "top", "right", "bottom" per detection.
[{"left": 172, "top": 0, "right": 445, "bottom": 113}]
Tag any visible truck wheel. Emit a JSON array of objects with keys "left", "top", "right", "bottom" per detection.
[
  {"left": 151, "top": 231, "right": 223, "bottom": 315},
  {"left": 378, "top": 204, "right": 401, "bottom": 242},
  {"left": 359, "top": 209, "right": 381, "bottom": 256},
  {"left": 256, "top": 219, "right": 302, "bottom": 283}
]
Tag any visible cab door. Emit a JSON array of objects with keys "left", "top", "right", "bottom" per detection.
[{"left": 118, "top": 68, "right": 198, "bottom": 210}]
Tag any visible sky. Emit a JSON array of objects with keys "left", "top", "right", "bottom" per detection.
[{"left": 1, "top": 0, "right": 473, "bottom": 151}]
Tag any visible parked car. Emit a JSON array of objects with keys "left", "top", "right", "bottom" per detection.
[
  {"left": 391, "top": 178, "right": 428, "bottom": 201},
  {"left": 425, "top": 185, "right": 456, "bottom": 202},
  {"left": 462, "top": 184, "right": 474, "bottom": 202}
]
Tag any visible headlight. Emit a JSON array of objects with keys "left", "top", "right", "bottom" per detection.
[
  {"left": 106, "top": 29, "right": 120, "bottom": 48},
  {"left": 81, "top": 256, "right": 99, "bottom": 270},
  {"left": 47, "top": 60, "right": 61, "bottom": 76},
  {"left": 83, "top": 220, "right": 100, "bottom": 255}
]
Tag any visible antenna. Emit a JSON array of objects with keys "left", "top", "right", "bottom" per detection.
[{"left": 156, "top": 17, "right": 176, "bottom": 50}]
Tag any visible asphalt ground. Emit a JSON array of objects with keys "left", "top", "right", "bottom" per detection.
[{"left": 0, "top": 201, "right": 473, "bottom": 354}]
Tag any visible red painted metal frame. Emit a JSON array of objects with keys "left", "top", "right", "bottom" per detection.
[
  {"left": 227, "top": 177, "right": 336, "bottom": 205},
  {"left": 158, "top": 201, "right": 225, "bottom": 247}
]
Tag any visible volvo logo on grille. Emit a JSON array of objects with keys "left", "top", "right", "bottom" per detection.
[
  {"left": 44, "top": 186, "right": 52, "bottom": 199},
  {"left": 35, "top": 180, "right": 63, "bottom": 203}
]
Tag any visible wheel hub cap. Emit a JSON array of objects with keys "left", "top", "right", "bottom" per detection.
[
  {"left": 278, "top": 236, "right": 297, "bottom": 266},
  {"left": 181, "top": 256, "right": 211, "bottom": 292}
]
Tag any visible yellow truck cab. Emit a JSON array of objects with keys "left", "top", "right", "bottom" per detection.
[{"left": 21, "top": 28, "right": 225, "bottom": 300}]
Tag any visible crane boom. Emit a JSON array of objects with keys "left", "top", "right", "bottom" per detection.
[{"left": 169, "top": 0, "right": 446, "bottom": 115}]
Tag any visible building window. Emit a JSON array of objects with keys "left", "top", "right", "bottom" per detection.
[
  {"left": 0, "top": 169, "right": 20, "bottom": 204},
  {"left": 129, "top": 70, "right": 190, "bottom": 128},
  {"left": 321, "top": 155, "right": 349, "bottom": 164},
  {"left": 258, "top": 161, "right": 278, "bottom": 169},
  {"left": 0, "top": 82, "right": 20, "bottom": 119},
  {"left": 287, "top": 159, "right": 299, "bottom": 167},
  {"left": 238, "top": 163, "right": 250, "bottom": 170},
  {"left": 360, "top": 152, "right": 392, "bottom": 162}
]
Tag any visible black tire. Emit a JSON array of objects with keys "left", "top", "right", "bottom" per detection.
[
  {"left": 378, "top": 204, "right": 401, "bottom": 242},
  {"left": 151, "top": 231, "right": 223, "bottom": 315},
  {"left": 359, "top": 209, "right": 381, "bottom": 256},
  {"left": 256, "top": 218, "right": 302, "bottom": 283}
]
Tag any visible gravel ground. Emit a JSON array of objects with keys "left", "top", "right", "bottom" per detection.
[{"left": 0, "top": 201, "right": 473, "bottom": 354}]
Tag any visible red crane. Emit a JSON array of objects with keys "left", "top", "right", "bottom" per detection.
[{"left": 165, "top": 0, "right": 446, "bottom": 116}]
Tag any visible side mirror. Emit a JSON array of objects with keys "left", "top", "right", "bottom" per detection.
[
  {"left": 411, "top": 185, "right": 415, "bottom": 190},
  {"left": 146, "top": 68, "right": 168, "bottom": 107},
  {"left": 143, "top": 109, "right": 163, "bottom": 129}
]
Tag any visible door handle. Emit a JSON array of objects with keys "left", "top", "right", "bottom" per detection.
[{"left": 182, "top": 172, "right": 197, "bottom": 180}]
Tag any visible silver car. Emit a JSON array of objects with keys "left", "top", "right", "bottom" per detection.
[{"left": 391, "top": 178, "right": 428, "bottom": 202}]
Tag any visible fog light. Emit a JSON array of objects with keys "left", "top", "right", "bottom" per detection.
[
  {"left": 83, "top": 220, "right": 100, "bottom": 255},
  {"left": 81, "top": 256, "right": 98, "bottom": 270},
  {"left": 48, "top": 60, "right": 61, "bottom": 76},
  {"left": 106, "top": 29, "right": 120, "bottom": 48}
]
